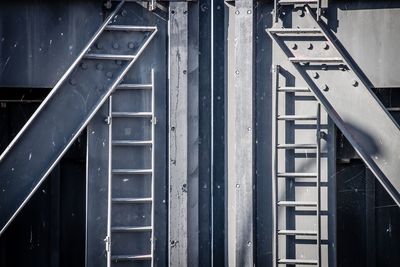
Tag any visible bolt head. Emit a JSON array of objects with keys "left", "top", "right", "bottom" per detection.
[
  {"left": 322, "top": 84, "right": 329, "bottom": 91},
  {"left": 106, "top": 72, "right": 113, "bottom": 78},
  {"left": 297, "top": 9, "right": 305, "bottom": 17},
  {"left": 69, "top": 78, "right": 77, "bottom": 85},
  {"left": 112, "top": 43, "right": 119, "bottom": 49},
  {"left": 352, "top": 80, "right": 359, "bottom": 87},
  {"left": 80, "top": 62, "right": 88, "bottom": 70},
  {"left": 95, "top": 43, "right": 103, "bottom": 49},
  {"left": 291, "top": 43, "right": 298, "bottom": 50},
  {"left": 313, "top": 72, "right": 319, "bottom": 79},
  {"left": 322, "top": 42, "right": 329, "bottom": 50},
  {"left": 308, "top": 43, "right": 313, "bottom": 50},
  {"left": 96, "top": 64, "right": 103, "bottom": 71},
  {"left": 235, "top": 10, "right": 240, "bottom": 15}
]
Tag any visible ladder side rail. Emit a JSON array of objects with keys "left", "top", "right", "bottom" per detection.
[
  {"left": 316, "top": 103, "right": 321, "bottom": 267},
  {"left": 272, "top": 65, "right": 280, "bottom": 267},
  {"left": 107, "top": 97, "right": 114, "bottom": 267},
  {"left": 151, "top": 69, "right": 156, "bottom": 267}
]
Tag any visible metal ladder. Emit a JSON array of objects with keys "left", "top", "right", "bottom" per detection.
[
  {"left": 0, "top": 0, "right": 158, "bottom": 235},
  {"left": 272, "top": 65, "right": 322, "bottom": 266},
  {"left": 105, "top": 70, "right": 156, "bottom": 266},
  {"left": 267, "top": 4, "right": 400, "bottom": 206},
  {"left": 273, "top": 0, "right": 322, "bottom": 22}
]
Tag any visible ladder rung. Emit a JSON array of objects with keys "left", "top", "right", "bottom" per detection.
[
  {"left": 116, "top": 83, "right": 153, "bottom": 90},
  {"left": 112, "top": 197, "right": 153, "bottom": 204},
  {"left": 112, "top": 169, "right": 152, "bottom": 175},
  {"left": 112, "top": 112, "right": 153, "bottom": 117},
  {"left": 278, "top": 0, "right": 318, "bottom": 5},
  {"left": 277, "top": 172, "right": 318, "bottom": 178},
  {"left": 111, "top": 226, "right": 152, "bottom": 232},
  {"left": 277, "top": 115, "right": 317, "bottom": 121},
  {"left": 277, "top": 144, "right": 317, "bottom": 149},
  {"left": 112, "top": 140, "right": 152, "bottom": 146},
  {"left": 111, "top": 254, "right": 152, "bottom": 261},
  {"left": 278, "top": 259, "right": 318, "bottom": 265},
  {"left": 278, "top": 87, "right": 310, "bottom": 92},
  {"left": 278, "top": 230, "right": 317, "bottom": 236},
  {"left": 278, "top": 201, "right": 317, "bottom": 207},
  {"left": 289, "top": 57, "right": 344, "bottom": 63},
  {"left": 83, "top": 53, "right": 136, "bottom": 60},
  {"left": 105, "top": 25, "right": 157, "bottom": 31},
  {"left": 268, "top": 28, "right": 322, "bottom": 35}
]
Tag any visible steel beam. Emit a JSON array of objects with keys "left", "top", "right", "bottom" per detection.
[
  {"left": 227, "top": 1, "right": 254, "bottom": 266},
  {"left": 169, "top": 2, "right": 189, "bottom": 266}
]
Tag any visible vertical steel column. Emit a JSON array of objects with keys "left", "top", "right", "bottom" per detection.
[
  {"left": 86, "top": 103, "right": 110, "bottom": 267},
  {"left": 169, "top": 2, "right": 189, "bottom": 266},
  {"left": 227, "top": 0, "right": 254, "bottom": 266}
]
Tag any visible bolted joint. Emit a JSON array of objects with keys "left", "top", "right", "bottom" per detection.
[{"left": 104, "top": 116, "right": 111, "bottom": 125}]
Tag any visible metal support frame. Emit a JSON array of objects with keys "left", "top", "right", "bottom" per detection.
[
  {"left": 267, "top": 5, "right": 400, "bottom": 207},
  {"left": 227, "top": 0, "right": 254, "bottom": 266},
  {"left": 169, "top": 2, "right": 189, "bottom": 266}
]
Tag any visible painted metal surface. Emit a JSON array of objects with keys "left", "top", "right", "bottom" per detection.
[
  {"left": 268, "top": 5, "right": 400, "bottom": 207},
  {"left": 168, "top": 2, "right": 189, "bottom": 266},
  {"left": 0, "top": 1, "right": 158, "bottom": 236},
  {"left": 227, "top": 1, "right": 254, "bottom": 266}
]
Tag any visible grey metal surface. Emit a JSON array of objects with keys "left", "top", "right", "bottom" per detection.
[
  {"left": 86, "top": 103, "right": 110, "bottom": 267},
  {"left": 0, "top": 1, "right": 158, "bottom": 236},
  {"left": 0, "top": 0, "right": 103, "bottom": 88},
  {"left": 107, "top": 70, "right": 155, "bottom": 266},
  {"left": 264, "top": 3, "right": 336, "bottom": 266},
  {"left": 227, "top": 1, "right": 254, "bottom": 266},
  {"left": 268, "top": 5, "right": 400, "bottom": 207},
  {"left": 272, "top": 65, "right": 323, "bottom": 266},
  {"left": 169, "top": 2, "right": 189, "bottom": 266},
  {"left": 86, "top": 2, "right": 168, "bottom": 267}
]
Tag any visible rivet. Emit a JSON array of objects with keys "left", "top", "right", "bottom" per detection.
[
  {"left": 313, "top": 72, "right": 319, "bottom": 79},
  {"left": 96, "top": 64, "right": 103, "bottom": 70},
  {"left": 128, "top": 42, "right": 135, "bottom": 49},
  {"left": 69, "top": 78, "right": 77, "bottom": 85},
  {"left": 352, "top": 80, "right": 358, "bottom": 87},
  {"left": 247, "top": 127, "right": 252, "bottom": 132},
  {"left": 322, "top": 84, "right": 329, "bottom": 91},
  {"left": 80, "top": 62, "right": 88, "bottom": 70},
  {"left": 321, "top": 64, "right": 328, "bottom": 71},
  {"left": 291, "top": 43, "right": 298, "bottom": 50},
  {"left": 183, "top": 70, "right": 187, "bottom": 75},
  {"left": 106, "top": 72, "right": 113, "bottom": 78},
  {"left": 183, "top": 10, "right": 188, "bottom": 14},
  {"left": 171, "top": 10, "right": 175, "bottom": 15},
  {"left": 235, "top": 10, "right": 240, "bottom": 15},
  {"left": 115, "top": 60, "right": 122, "bottom": 65},
  {"left": 95, "top": 43, "right": 103, "bottom": 49},
  {"left": 113, "top": 43, "right": 119, "bottom": 49},
  {"left": 247, "top": 10, "right": 252, "bottom": 14},
  {"left": 297, "top": 9, "right": 305, "bottom": 17},
  {"left": 322, "top": 42, "right": 329, "bottom": 50},
  {"left": 308, "top": 43, "right": 313, "bottom": 50},
  {"left": 171, "top": 159, "right": 176, "bottom": 164},
  {"left": 235, "top": 70, "right": 239, "bottom": 75},
  {"left": 171, "top": 126, "right": 175, "bottom": 131},
  {"left": 236, "top": 184, "right": 240, "bottom": 188},
  {"left": 247, "top": 241, "right": 252, "bottom": 246}
]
